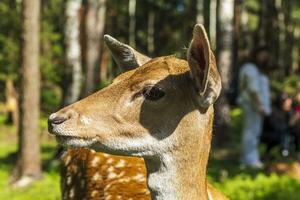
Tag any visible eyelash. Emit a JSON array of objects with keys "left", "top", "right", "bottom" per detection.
[
  {"left": 131, "top": 85, "right": 166, "bottom": 102},
  {"left": 142, "top": 86, "right": 165, "bottom": 101}
]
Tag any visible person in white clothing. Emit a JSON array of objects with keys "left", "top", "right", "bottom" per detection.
[{"left": 238, "top": 48, "right": 271, "bottom": 168}]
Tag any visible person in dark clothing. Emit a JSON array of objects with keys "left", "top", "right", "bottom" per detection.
[
  {"left": 290, "top": 104, "right": 300, "bottom": 158},
  {"left": 260, "top": 93, "right": 293, "bottom": 157}
]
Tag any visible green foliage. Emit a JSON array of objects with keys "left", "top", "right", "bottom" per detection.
[
  {"left": 1, "top": 0, "right": 300, "bottom": 111},
  {"left": 40, "top": 0, "right": 65, "bottom": 85},
  {"left": 215, "top": 173, "right": 300, "bottom": 200},
  {"left": 244, "top": 0, "right": 260, "bottom": 31},
  {"left": 0, "top": 0, "right": 65, "bottom": 109},
  {"left": 291, "top": 0, "right": 300, "bottom": 23},
  {"left": 271, "top": 75, "right": 300, "bottom": 96},
  {"left": 40, "top": 0, "right": 65, "bottom": 112},
  {"left": 41, "top": 83, "right": 62, "bottom": 114},
  {"left": 107, "top": 0, "right": 193, "bottom": 57},
  {"left": 0, "top": 1, "right": 21, "bottom": 100},
  {"left": 0, "top": 0, "right": 21, "bottom": 77}
]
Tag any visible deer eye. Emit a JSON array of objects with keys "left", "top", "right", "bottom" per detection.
[{"left": 142, "top": 86, "right": 165, "bottom": 101}]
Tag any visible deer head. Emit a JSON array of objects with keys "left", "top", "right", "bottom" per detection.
[{"left": 49, "top": 24, "right": 222, "bottom": 200}]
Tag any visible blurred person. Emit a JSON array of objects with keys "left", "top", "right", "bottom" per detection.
[
  {"left": 280, "top": 94, "right": 294, "bottom": 156},
  {"left": 260, "top": 93, "right": 293, "bottom": 158},
  {"left": 238, "top": 47, "right": 272, "bottom": 169},
  {"left": 290, "top": 101, "right": 300, "bottom": 159}
]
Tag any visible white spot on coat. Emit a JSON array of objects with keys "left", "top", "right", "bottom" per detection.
[
  {"left": 80, "top": 115, "right": 92, "bottom": 125},
  {"left": 65, "top": 155, "right": 71, "bottom": 165},
  {"left": 107, "top": 166, "right": 115, "bottom": 172},
  {"left": 132, "top": 173, "right": 145, "bottom": 181},
  {"left": 91, "top": 190, "right": 98, "bottom": 197},
  {"left": 107, "top": 172, "right": 117, "bottom": 179},
  {"left": 115, "top": 159, "right": 126, "bottom": 168},
  {"left": 92, "top": 172, "right": 101, "bottom": 181},
  {"left": 91, "top": 156, "right": 100, "bottom": 167}
]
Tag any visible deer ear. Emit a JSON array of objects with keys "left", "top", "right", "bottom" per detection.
[
  {"left": 187, "top": 24, "right": 221, "bottom": 108},
  {"left": 104, "top": 35, "right": 151, "bottom": 71}
]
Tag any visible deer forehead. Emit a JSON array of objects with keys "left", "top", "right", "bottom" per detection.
[{"left": 113, "top": 56, "right": 189, "bottom": 86}]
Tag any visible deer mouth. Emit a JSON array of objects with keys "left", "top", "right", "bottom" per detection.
[
  {"left": 56, "top": 135, "right": 81, "bottom": 141},
  {"left": 55, "top": 135, "right": 97, "bottom": 148}
]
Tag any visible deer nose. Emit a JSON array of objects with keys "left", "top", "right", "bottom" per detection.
[
  {"left": 48, "top": 110, "right": 76, "bottom": 129},
  {"left": 49, "top": 116, "right": 67, "bottom": 125},
  {"left": 48, "top": 113, "right": 68, "bottom": 128}
]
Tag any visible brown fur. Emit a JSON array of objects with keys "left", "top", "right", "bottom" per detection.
[{"left": 61, "top": 149, "right": 150, "bottom": 200}]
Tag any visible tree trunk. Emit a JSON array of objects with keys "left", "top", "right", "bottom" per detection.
[
  {"left": 292, "top": 27, "right": 300, "bottom": 73},
  {"left": 196, "top": 0, "right": 204, "bottom": 25},
  {"left": 209, "top": 0, "right": 217, "bottom": 50},
  {"left": 84, "top": 0, "right": 107, "bottom": 96},
  {"left": 240, "top": 1, "right": 251, "bottom": 59},
  {"left": 11, "top": 0, "right": 42, "bottom": 187},
  {"left": 232, "top": 0, "right": 250, "bottom": 101},
  {"left": 147, "top": 9, "right": 155, "bottom": 56},
  {"left": 276, "top": 0, "right": 285, "bottom": 71},
  {"left": 129, "top": 0, "right": 136, "bottom": 48},
  {"left": 259, "top": 0, "right": 268, "bottom": 46},
  {"left": 196, "top": 0, "right": 204, "bottom": 24},
  {"left": 233, "top": 0, "right": 241, "bottom": 73},
  {"left": 62, "top": 0, "right": 83, "bottom": 105},
  {"left": 215, "top": 0, "right": 234, "bottom": 144},
  {"left": 283, "top": 1, "right": 292, "bottom": 75}
]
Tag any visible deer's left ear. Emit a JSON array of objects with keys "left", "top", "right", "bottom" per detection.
[
  {"left": 104, "top": 35, "right": 151, "bottom": 71},
  {"left": 187, "top": 24, "right": 221, "bottom": 108}
]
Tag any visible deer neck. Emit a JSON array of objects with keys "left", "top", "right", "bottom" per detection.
[{"left": 144, "top": 110, "right": 213, "bottom": 200}]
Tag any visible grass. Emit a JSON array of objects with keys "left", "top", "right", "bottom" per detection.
[
  {"left": 0, "top": 171, "right": 60, "bottom": 200},
  {"left": 0, "top": 113, "right": 61, "bottom": 200},
  {"left": 0, "top": 107, "right": 300, "bottom": 199}
]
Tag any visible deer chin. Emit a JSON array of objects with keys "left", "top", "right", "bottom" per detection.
[
  {"left": 55, "top": 135, "right": 98, "bottom": 148},
  {"left": 88, "top": 135, "right": 161, "bottom": 158}
]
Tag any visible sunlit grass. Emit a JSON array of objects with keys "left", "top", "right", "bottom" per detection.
[
  {"left": 0, "top": 171, "right": 60, "bottom": 200},
  {"left": 213, "top": 173, "right": 300, "bottom": 200},
  {"left": 0, "top": 115, "right": 60, "bottom": 200},
  {"left": 0, "top": 137, "right": 60, "bottom": 200}
]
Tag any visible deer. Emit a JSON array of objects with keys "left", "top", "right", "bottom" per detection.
[{"left": 48, "top": 24, "right": 228, "bottom": 200}]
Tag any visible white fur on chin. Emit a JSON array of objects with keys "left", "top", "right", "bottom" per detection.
[{"left": 56, "top": 136, "right": 97, "bottom": 148}]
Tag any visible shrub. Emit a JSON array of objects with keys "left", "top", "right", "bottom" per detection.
[{"left": 214, "top": 173, "right": 300, "bottom": 200}]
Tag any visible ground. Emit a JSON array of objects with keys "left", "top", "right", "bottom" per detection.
[{"left": 0, "top": 107, "right": 299, "bottom": 200}]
